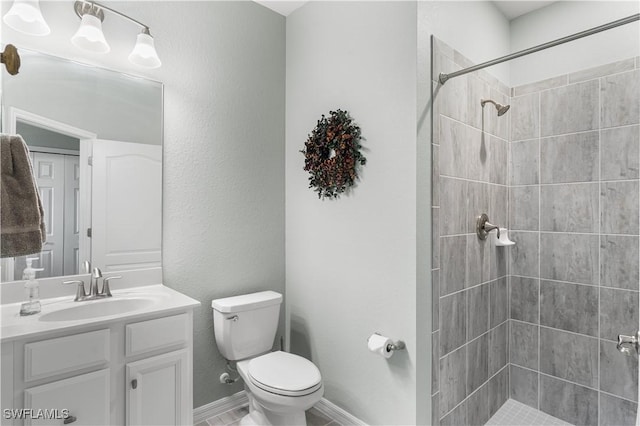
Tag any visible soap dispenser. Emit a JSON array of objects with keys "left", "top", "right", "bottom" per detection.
[{"left": 19, "top": 258, "right": 44, "bottom": 316}]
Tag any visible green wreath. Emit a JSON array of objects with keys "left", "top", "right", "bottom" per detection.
[{"left": 301, "top": 109, "right": 366, "bottom": 199}]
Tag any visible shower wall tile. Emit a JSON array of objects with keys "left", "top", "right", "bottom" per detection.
[
  {"left": 600, "top": 340, "right": 638, "bottom": 401},
  {"left": 489, "top": 185, "right": 508, "bottom": 235},
  {"left": 540, "top": 280, "right": 599, "bottom": 336},
  {"left": 440, "top": 177, "right": 467, "bottom": 235},
  {"left": 440, "top": 399, "right": 467, "bottom": 426},
  {"left": 599, "top": 393, "right": 638, "bottom": 426},
  {"left": 510, "top": 365, "right": 538, "bottom": 409},
  {"left": 513, "top": 74, "right": 567, "bottom": 97},
  {"left": 439, "top": 116, "right": 468, "bottom": 179},
  {"left": 465, "top": 235, "right": 491, "bottom": 287},
  {"left": 540, "top": 79, "right": 599, "bottom": 137},
  {"left": 490, "top": 278, "right": 508, "bottom": 328},
  {"left": 567, "top": 57, "right": 635, "bottom": 84},
  {"left": 506, "top": 58, "right": 640, "bottom": 426},
  {"left": 601, "top": 181, "right": 640, "bottom": 235},
  {"left": 510, "top": 321, "right": 538, "bottom": 369},
  {"left": 432, "top": 394, "right": 440, "bottom": 426},
  {"left": 467, "top": 384, "right": 490, "bottom": 426},
  {"left": 600, "top": 288, "right": 639, "bottom": 342},
  {"left": 489, "top": 235, "right": 508, "bottom": 281},
  {"left": 510, "top": 276, "right": 539, "bottom": 323},
  {"left": 601, "top": 69, "right": 640, "bottom": 127},
  {"left": 432, "top": 144, "right": 439, "bottom": 205},
  {"left": 439, "top": 345, "right": 467, "bottom": 416},
  {"left": 539, "top": 327, "right": 598, "bottom": 388},
  {"left": 540, "top": 183, "right": 599, "bottom": 233},
  {"left": 510, "top": 186, "right": 539, "bottom": 231},
  {"left": 440, "top": 236, "right": 466, "bottom": 295},
  {"left": 432, "top": 331, "right": 440, "bottom": 394},
  {"left": 540, "top": 233, "right": 599, "bottom": 285},
  {"left": 489, "top": 367, "right": 509, "bottom": 418},
  {"left": 468, "top": 75, "right": 491, "bottom": 131},
  {"left": 511, "top": 93, "right": 539, "bottom": 141},
  {"left": 600, "top": 235, "right": 640, "bottom": 291},
  {"left": 489, "top": 136, "right": 508, "bottom": 185},
  {"left": 540, "top": 281, "right": 598, "bottom": 337},
  {"left": 467, "top": 283, "right": 489, "bottom": 340},
  {"left": 440, "top": 291, "right": 466, "bottom": 355},
  {"left": 489, "top": 322, "right": 507, "bottom": 377},
  {"left": 601, "top": 125, "right": 639, "bottom": 180},
  {"left": 467, "top": 334, "right": 489, "bottom": 395},
  {"left": 432, "top": 269, "right": 440, "bottom": 331},
  {"left": 510, "top": 139, "right": 539, "bottom": 185},
  {"left": 440, "top": 73, "right": 469, "bottom": 124},
  {"left": 432, "top": 208, "right": 440, "bottom": 269},
  {"left": 539, "top": 375, "right": 598, "bottom": 426},
  {"left": 540, "top": 131, "right": 599, "bottom": 183},
  {"left": 509, "top": 232, "right": 539, "bottom": 278}
]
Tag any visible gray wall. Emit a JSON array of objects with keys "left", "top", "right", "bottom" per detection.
[
  {"left": 285, "top": 2, "right": 418, "bottom": 424},
  {"left": 155, "top": 2, "right": 286, "bottom": 407},
  {"left": 508, "top": 58, "right": 640, "bottom": 426},
  {"left": 431, "top": 37, "right": 510, "bottom": 426}
]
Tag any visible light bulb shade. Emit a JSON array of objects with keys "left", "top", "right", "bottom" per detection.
[
  {"left": 71, "top": 13, "right": 110, "bottom": 53},
  {"left": 128, "top": 32, "right": 161, "bottom": 68},
  {"left": 3, "top": 0, "right": 50, "bottom": 36}
]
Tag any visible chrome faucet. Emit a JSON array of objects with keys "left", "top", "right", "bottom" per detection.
[{"left": 91, "top": 267, "right": 103, "bottom": 297}]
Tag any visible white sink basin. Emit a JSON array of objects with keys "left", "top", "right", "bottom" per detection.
[{"left": 39, "top": 297, "right": 155, "bottom": 322}]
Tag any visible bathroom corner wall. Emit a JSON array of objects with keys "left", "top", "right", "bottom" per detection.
[
  {"left": 431, "top": 37, "right": 511, "bottom": 425},
  {"left": 508, "top": 59, "right": 640, "bottom": 426},
  {"left": 285, "top": 2, "right": 417, "bottom": 424}
]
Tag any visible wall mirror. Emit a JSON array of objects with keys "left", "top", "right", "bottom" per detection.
[{"left": 1, "top": 48, "right": 163, "bottom": 282}]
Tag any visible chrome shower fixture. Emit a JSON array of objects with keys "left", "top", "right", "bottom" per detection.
[{"left": 481, "top": 99, "right": 510, "bottom": 116}]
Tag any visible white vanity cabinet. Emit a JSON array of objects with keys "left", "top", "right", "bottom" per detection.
[{"left": 1, "top": 310, "right": 194, "bottom": 426}]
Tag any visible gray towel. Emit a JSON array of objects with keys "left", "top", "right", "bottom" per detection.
[{"left": 1, "top": 134, "right": 45, "bottom": 258}]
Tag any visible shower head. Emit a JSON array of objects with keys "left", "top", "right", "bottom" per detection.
[{"left": 481, "top": 99, "right": 510, "bottom": 116}]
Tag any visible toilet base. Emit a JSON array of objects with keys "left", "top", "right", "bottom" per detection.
[{"left": 240, "top": 389, "right": 308, "bottom": 426}]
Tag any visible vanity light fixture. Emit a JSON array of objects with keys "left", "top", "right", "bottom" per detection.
[
  {"left": 71, "top": 0, "right": 161, "bottom": 68},
  {"left": 2, "top": 0, "right": 50, "bottom": 36}
]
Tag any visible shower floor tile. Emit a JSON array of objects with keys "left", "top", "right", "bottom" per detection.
[{"left": 486, "top": 399, "right": 572, "bottom": 426}]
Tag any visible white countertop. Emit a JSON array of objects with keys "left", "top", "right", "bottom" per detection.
[{"left": 0, "top": 284, "right": 200, "bottom": 342}]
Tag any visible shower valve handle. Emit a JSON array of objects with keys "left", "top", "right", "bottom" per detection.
[{"left": 617, "top": 331, "right": 640, "bottom": 356}]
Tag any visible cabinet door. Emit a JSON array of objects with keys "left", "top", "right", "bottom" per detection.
[
  {"left": 126, "top": 349, "right": 189, "bottom": 426},
  {"left": 23, "top": 369, "right": 110, "bottom": 426}
]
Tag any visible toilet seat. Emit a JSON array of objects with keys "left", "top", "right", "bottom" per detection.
[{"left": 247, "top": 351, "right": 322, "bottom": 397}]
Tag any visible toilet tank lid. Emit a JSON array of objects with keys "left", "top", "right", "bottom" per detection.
[{"left": 212, "top": 291, "right": 282, "bottom": 313}]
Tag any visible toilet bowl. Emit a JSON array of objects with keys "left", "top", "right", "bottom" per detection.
[
  {"left": 211, "top": 291, "right": 323, "bottom": 425},
  {"left": 237, "top": 351, "right": 323, "bottom": 425}
]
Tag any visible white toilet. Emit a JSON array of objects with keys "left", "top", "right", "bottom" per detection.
[{"left": 212, "top": 291, "right": 323, "bottom": 425}]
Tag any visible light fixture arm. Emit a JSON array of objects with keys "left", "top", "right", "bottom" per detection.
[{"left": 74, "top": 0, "right": 151, "bottom": 34}]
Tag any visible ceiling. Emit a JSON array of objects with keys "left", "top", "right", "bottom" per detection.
[
  {"left": 492, "top": 1, "right": 557, "bottom": 20},
  {"left": 255, "top": 1, "right": 557, "bottom": 20},
  {"left": 254, "top": 0, "right": 308, "bottom": 16}
]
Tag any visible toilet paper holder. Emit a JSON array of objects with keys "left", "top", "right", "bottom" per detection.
[{"left": 371, "top": 332, "right": 406, "bottom": 353}]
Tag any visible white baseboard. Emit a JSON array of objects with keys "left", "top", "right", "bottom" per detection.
[
  {"left": 314, "top": 398, "right": 367, "bottom": 426},
  {"left": 193, "top": 391, "right": 367, "bottom": 426},
  {"left": 193, "top": 391, "right": 248, "bottom": 424}
]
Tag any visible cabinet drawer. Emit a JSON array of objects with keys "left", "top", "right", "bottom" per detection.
[
  {"left": 24, "top": 368, "right": 110, "bottom": 426},
  {"left": 126, "top": 314, "right": 188, "bottom": 357},
  {"left": 24, "top": 330, "right": 110, "bottom": 382}
]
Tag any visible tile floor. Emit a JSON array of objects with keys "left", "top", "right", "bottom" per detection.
[
  {"left": 486, "top": 399, "right": 572, "bottom": 426},
  {"left": 197, "top": 404, "right": 341, "bottom": 426}
]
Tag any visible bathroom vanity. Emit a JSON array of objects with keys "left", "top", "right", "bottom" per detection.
[{"left": 0, "top": 284, "right": 199, "bottom": 426}]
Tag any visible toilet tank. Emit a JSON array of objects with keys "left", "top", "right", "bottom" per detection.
[{"left": 211, "top": 291, "right": 282, "bottom": 361}]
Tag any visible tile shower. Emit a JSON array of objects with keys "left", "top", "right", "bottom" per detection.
[{"left": 432, "top": 37, "right": 640, "bottom": 426}]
